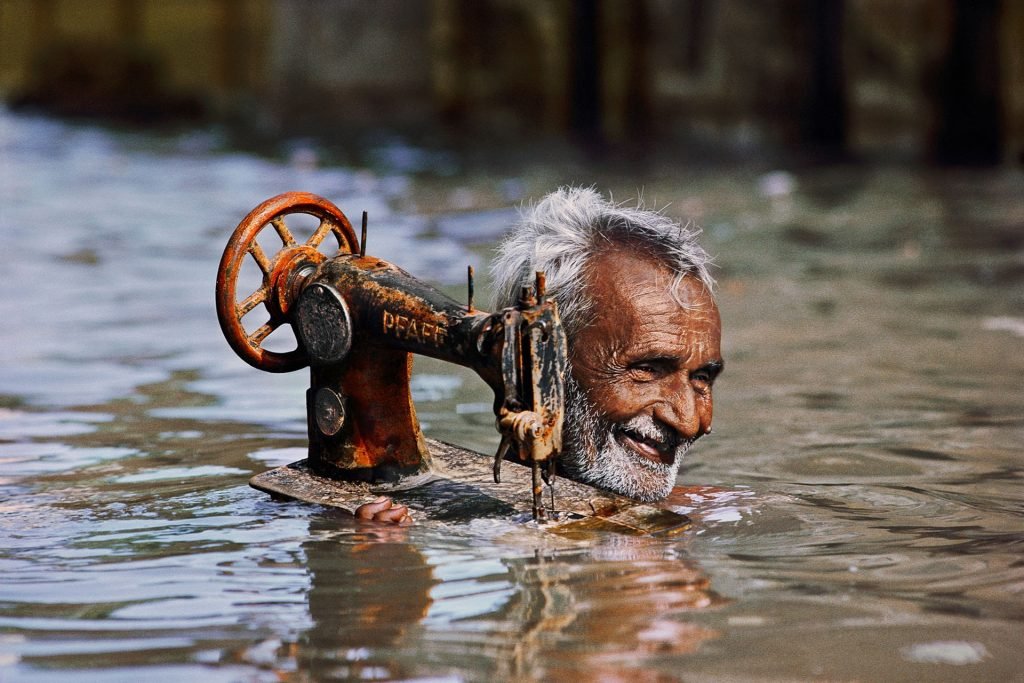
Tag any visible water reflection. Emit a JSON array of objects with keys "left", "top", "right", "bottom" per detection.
[
  {"left": 495, "top": 547, "right": 721, "bottom": 681},
  {"left": 296, "top": 517, "right": 722, "bottom": 681},
  {"left": 300, "top": 518, "right": 437, "bottom": 681}
]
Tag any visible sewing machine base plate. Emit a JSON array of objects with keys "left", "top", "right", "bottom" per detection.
[{"left": 250, "top": 438, "right": 690, "bottom": 536}]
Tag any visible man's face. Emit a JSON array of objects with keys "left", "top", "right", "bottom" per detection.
[{"left": 560, "top": 247, "right": 723, "bottom": 502}]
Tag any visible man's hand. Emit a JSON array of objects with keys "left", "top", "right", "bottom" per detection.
[{"left": 355, "top": 496, "right": 413, "bottom": 525}]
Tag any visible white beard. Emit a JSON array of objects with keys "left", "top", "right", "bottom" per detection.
[{"left": 559, "top": 374, "right": 692, "bottom": 502}]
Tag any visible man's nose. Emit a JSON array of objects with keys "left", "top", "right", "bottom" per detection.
[{"left": 654, "top": 383, "right": 705, "bottom": 440}]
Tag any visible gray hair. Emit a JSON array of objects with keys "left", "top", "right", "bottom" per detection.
[{"left": 491, "top": 186, "right": 715, "bottom": 335}]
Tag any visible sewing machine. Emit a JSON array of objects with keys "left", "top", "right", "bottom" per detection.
[{"left": 215, "top": 192, "right": 689, "bottom": 534}]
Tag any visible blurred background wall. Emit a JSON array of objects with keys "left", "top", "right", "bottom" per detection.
[{"left": 1, "top": 0, "right": 1022, "bottom": 164}]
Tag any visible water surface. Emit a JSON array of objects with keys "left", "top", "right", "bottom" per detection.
[{"left": 1, "top": 110, "right": 1022, "bottom": 681}]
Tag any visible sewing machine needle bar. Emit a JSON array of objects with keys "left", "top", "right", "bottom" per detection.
[
  {"left": 492, "top": 433, "right": 511, "bottom": 483},
  {"left": 532, "top": 459, "right": 546, "bottom": 522},
  {"left": 271, "top": 217, "right": 297, "bottom": 246},
  {"left": 548, "top": 457, "right": 556, "bottom": 511}
]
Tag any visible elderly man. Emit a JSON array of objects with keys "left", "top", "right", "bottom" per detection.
[{"left": 359, "top": 186, "right": 722, "bottom": 523}]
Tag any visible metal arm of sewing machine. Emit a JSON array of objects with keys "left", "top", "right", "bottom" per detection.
[{"left": 216, "top": 192, "right": 566, "bottom": 521}]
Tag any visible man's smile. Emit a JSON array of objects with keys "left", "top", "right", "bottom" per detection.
[
  {"left": 561, "top": 373, "right": 694, "bottom": 503},
  {"left": 614, "top": 423, "right": 678, "bottom": 466}
]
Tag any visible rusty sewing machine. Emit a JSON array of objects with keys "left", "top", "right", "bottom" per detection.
[{"left": 215, "top": 192, "right": 689, "bottom": 534}]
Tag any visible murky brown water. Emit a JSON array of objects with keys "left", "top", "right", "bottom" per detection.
[{"left": 1, "top": 109, "right": 1022, "bottom": 682}]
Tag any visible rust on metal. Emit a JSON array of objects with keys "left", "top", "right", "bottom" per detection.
[
  {"left": 216, "top": 192, "right": 358, "bottom": 373},
  {"left": 217, "top": 192, "right": 570, "bottom": 521}
]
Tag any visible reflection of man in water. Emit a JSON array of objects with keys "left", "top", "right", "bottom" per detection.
[
  {"left": 297, "top": 514, "right": 720, "bottom": 680},
  {"left": 360, "top": 187, "right": 722, "bottom": 521}
]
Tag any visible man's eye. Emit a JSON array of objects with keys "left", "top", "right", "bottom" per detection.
[
  {"left": 628, "top": 363, "right": 661, "bottom": 380},
  {"left": 690, "top": 370, "right": 718, "bottom": 390}
]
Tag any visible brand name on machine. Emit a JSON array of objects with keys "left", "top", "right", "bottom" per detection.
[{"left": 382, "top": 310, "right": 448, "bottom": 347}]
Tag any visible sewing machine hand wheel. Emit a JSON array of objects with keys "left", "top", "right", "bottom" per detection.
[{"left": 216, "top": 192, "right": 360, "bottom": 372}]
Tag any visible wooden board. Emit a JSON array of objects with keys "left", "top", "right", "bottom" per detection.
[{"left": 250, "top": 438, "right": 691, "bottom": 536}]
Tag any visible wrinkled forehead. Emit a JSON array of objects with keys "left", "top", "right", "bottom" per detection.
[
  {"left": 571, "top": 247, "right": 720, "bottom": 361},
  {"left": 582, "top": 245, "right": 716, "bottom": 312}
]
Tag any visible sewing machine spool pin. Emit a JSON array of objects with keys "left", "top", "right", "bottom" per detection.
[{"left": 359, "top": 211, "right": 368, "bottom": 258}]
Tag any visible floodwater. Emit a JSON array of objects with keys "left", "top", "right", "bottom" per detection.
[{"left": 1, "top": 108, "right": 1022, "bottom": 682}]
